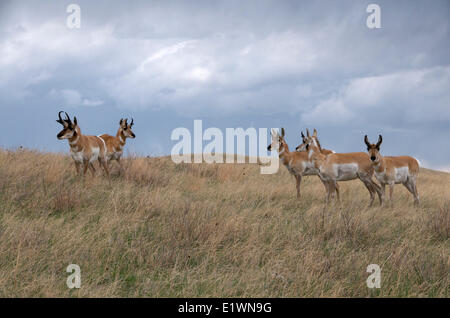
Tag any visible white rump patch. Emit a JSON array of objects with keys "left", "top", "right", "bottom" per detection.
[{"left": 96, "top": 135, "right": 107, "bottom": 157}]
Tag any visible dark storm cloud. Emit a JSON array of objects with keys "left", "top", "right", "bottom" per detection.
[{"left": 0, "top": 0, "right": 449, "bottom": 170}]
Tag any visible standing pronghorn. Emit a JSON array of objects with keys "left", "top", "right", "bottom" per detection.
[
  {"left": 98, "top": 118, "right": 135, "bottom": 172},
  {"left": 364, "top": 135, "right": 420, "bottom": 206},
  {"left": 267, "top": 128, "right": 339, "bottom": 200},
  {"left": 298, "top": 131, "right": 383, "bottom": 206},
  {"left": 56, "top": 111, "right": 110, "bottom": 178}
]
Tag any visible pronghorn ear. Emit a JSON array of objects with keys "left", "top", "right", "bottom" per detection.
[
  {"left": 313, "top": 129, "right": 317, "bottom": 137},
  {"left": 364, "top": 135, "right": 371, "bottom": 148},
  {"left": 119, "top": 118, "right": 123, "bottom": 125},
  {"left": 306, "top": 128, "right": 310, "bottom": 138},
  {"left": 73, "top": 116, "right": 77, "bottom": 126},
  {"left": 376, "top": 135, "right": 383, "bottom": 149},
  {"left": 281, "top": 128, "right": 285, "bottom": 137}
]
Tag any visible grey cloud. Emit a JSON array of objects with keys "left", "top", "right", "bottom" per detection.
[{"left": 0, "top": 0, "right": 449, "bottom": 171}]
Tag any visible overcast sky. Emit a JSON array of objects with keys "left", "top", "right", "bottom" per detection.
[{"left": 0, "top": 0, "right": 449, "bottom": 171}]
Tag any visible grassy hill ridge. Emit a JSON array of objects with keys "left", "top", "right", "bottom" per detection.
[{"left": 0, "top": 148, "right": 448, "bottom": 297}]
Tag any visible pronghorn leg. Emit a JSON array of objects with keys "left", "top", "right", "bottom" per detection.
[
  {"left": 380, "top": 183, "right": 386, "bottom": 207},
  {"left": 388, "top": 183, "right": 395, "bottom": 206},
  {"left": 321, "top": 183, "right": 332, "bottom": 228},
  {"left": 82, "top": 161, "right": 89, "bottom": 176},
  {"left": 295, "top": 175, "right": 302, "bottom": 199},
  {"left": 319, "top": 178, "right": 332, "bottom": 203},
  {"left": 333, "top": 181, "right": 340, "bottom": 203},
  {"left": 88, "top": 163, "right": 96, "bottom": 176},
  {"left": 116, "top": 157, "right": 126, "bottom": 176},
  {"left": 412, "top": 179, "right": 420, "bottom": 206},
  {"left": 99, "top": 158, "right": 110, "bottom": 180},
  {"left": 404, "top": 178, "right": 420, "bottom": 206},
  {"left": 358, "top": 174, "right": 375, "bottom": 207},
  {"left": 369, "top": 178, "right": 383, "bottom": 205},
  {"left": 74, "top": 162, "right": 81, "bottom": 175},
  {"left": 326, "top": 182, "right": 333, "bottom": 205}
]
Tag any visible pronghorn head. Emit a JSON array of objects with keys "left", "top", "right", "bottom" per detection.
[
  {"left": 267, "top": 128, "right": 287, "bottom": 153},
  {"left": 296, "top": 128, "right": 321, "bottom": 152},
  {"left": 119, "top": 118, "right": 136, "bottom": 139},
  {"left": 364, "top": 135, "right": 383, "bottom": 163},
  {"left": 56, "top": 111, "right": 78, "bottom": 140}
]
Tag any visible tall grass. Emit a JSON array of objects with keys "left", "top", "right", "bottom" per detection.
[{"left": 0, "top": 148, "right": 448, "bottom": 297}]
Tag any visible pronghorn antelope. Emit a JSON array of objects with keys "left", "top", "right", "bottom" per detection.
[
  {"left": 98, "top": 118, "right": 135, "bottom": 172},
  {"left": 364, "top": 135, "right": 420, "bottom": 206},
  {"left": 267, "top": 128, "right": 339, "bottom": 200},
  {"left": 56, "top": 111, "right": 110, "bottom": 178},
  {"left": 296, "top": 129, "right": 335, "bottom": 155},
  {"left": 298, "top": 131, "right": 383, "bottom": 206}
]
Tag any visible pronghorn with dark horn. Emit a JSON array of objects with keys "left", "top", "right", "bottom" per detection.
[
  {"left": 298, "top": 130, "right": 383, "bottom": 206},
  {"left": 267, "top": 128, "right": 339, "bottom": 200},
  {"left": 56, "top": 111, "right": 110, "bottom": 178},
  {"left": 98, "top": 118, "right": 135, "bottom": 172},
  {"left": 364, "top": 135, "right": 420, "bottom": 206}
]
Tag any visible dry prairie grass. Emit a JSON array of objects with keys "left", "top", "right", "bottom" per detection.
[{"left": 0, "top": 148, "right": 448, "bottom": 297}]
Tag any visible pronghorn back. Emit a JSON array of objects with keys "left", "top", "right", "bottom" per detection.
[{"left": 383, "top": 156, "right": 419, "bottom": 176}]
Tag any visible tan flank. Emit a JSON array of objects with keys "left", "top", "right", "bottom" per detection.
[
  {"left": 364, "top": 135, "right": 420, "bottom": 206},
  {"left": 56, "top": 111, "right": 109, "bottom": 178},
  {"left": 302, "top": 131, "right": 382, "bottom": 206},
  {"left": 267, "top": 128, "right": 339, "bottom": 200},
  {"left": 99, "top": 118, "right": 136, "bottom": 172}
]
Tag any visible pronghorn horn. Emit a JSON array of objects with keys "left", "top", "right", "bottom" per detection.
[
  {"left": 281, "top": 127, "right": 285, "bottom": 137},
  {"left": 306, "top": 128, "right": 310, "bottom": 138},
  {"left": 130, "top": 118, "right": 134, "bottom": 126},
  {"left": 124, "top": 118, "right": 128, "bottom": 125},
  {"left": 57, "top": 111, "right": 65, "bottom": 125},
  {"left": 64, "top": 112, "right": 72, "bottom": 124},
  {"left": 364, "top": 135, "right": 371, "bottom": 147},
  {"left": 376, "top": 135, "right": 383, "bottom": 148},
  {"left": 301, "top": 131, "right": 306, "bottom": 142}
]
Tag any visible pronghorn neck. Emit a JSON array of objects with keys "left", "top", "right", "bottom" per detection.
[
  {"left": 116, "top": 128, "right": 126, "bottom": 146},
  {"left": 308, "top": 145, "right": 325, "bottom": 167},
  {"left": 68, "top": 132, "right": 81, "bottom": 150},
  {"left": 373, "top": 154, "right": 386, "bottom": 172},
  {"left": 278, "top": 142, "right": 290, "bottom": 159}
]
